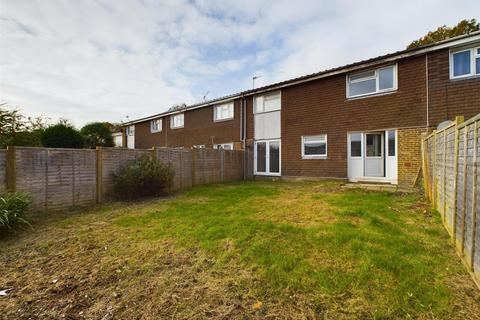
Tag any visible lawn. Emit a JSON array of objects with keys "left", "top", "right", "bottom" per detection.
[{"left": 1, "top": 181, "right": 479, "bottom": 319}]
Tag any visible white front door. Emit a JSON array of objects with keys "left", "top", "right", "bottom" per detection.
[
  {"left": 364, "top": 132, "right": 384, "bottom": 177},
  {"left": 254, "top": 140, "right": 281, "bottom": 176},
  {"left": 348, "top": 130, "right": 397, "bottom": 183},
  {"left": 126, "top": 125, "right": 135, "bottom": 149}
]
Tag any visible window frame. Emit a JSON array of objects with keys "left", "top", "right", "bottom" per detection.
[
  {"left": 193, "top": 144, "right": 205, "bottom": 149},
  {"left": 213, "top": 143, "right": 234, "bottom": 150},
  {"left": 254, "top": 91, "right": 281, "bottom": 114},
  {"left": 150, "top": 119, "right": 162, "bottom": 133},
  {"left": 213, "top": 102, "right": 234, "bottom": 122},
  {"left": 301, "top": 134, "right": 327, "bottom": 159},
  {"left": 346, "top": 64, "right": 398, "bottom": 99},
  {"left": 126, "top": 125, "right": 135, "bottom": 136},
  {"left": 170, "top": 113, "right": 184, "bottom": 129},
  {"left": 449, "top": 46, "right": 480, "bottom": 79}
]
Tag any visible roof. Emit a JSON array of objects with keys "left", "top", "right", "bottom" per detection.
[{"left": 125, "top": 31, "right": 480, "bottom": 125}]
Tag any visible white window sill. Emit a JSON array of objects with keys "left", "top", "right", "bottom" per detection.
[
  {"left": 213, "top": 118, "right": 234, "bottom": 123},
  {"left": 150, "top": 130, "right": 162, "bottom": 134},
  {"left": 449, "top": 74, "right": 480, "bottom": 81},
  {"left": 170, "top": 126, "right": 184, "bottom": 130},
  {"left": 347, "top": 89, "right": 397, "bottom": 101},
  {"left": 302, "top": 155, "right": 327, "bottom": 160}
]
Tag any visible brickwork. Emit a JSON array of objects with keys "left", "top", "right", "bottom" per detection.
[
  {"left": 397, "top": 127, "right": 427, "bottom": 188},
  {"left": 134, "top": 99, "right": 242, "bottom": 149}
]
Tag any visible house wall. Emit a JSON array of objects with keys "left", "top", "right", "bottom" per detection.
[
  {"left": 427, "top": 48, "right": 480, "bottom": 124},
  {"left": 134, "top": 99, "right": 243, "bottom": 149}
]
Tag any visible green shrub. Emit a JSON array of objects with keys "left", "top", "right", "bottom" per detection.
[
  {"left": 41, "top": 123, "right": 85, "bottom": 148},
  {"left": 80, "top": 122, "right": 114, "bottom": 149},
  {"left": 0, "top": 192, "right": 30, "bottom": 230},
  {"left": 110, "top": 156, "right": 175, "bottom": 200}
]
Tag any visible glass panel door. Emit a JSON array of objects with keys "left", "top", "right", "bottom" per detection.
[{"left": 254, "top": 140, "right": 281, "bottom": 175}]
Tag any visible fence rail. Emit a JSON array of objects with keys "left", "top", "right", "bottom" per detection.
[
  {"left": 0, "top": 146, "right": 245, "bottom": 210},
  {"left": 422, "top": 113, "right": 480, "bottom": 286}
]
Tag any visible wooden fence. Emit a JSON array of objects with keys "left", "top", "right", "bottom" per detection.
[
  {"left": 422, "top": 113, "right": 480, "bottom": 286},
  {"left": 1, "top": 146, "right": 245, "bottom": 210}
]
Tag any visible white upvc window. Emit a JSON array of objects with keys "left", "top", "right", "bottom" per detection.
[
  {"left": 302, "top": 135, "right": 327, "bottom": 158},
  {"left": 170, "top": 113, "right": 184, "bottom": 129},
  {"left": 126, "top": 125, "right": 135, "bottom": 136},
  {"left": 150, "top": 119, "right": 162, "bottom": 133},
  {"left": 450, "top": 46, "right": 480, "bottom": 79},
  {"left": 254, "top": 91, "right": 281, "bottom": 114},
  {"left": 214, "top": 102, "right": 234, "bottom": 121},
  {"left": 213, "top": 143, "right": 234, "bottom": 150},
  {"left": 347, "top": 65, "right": 397, "bottom": 98},
  {"left": 193, "top": 144, "right": 205, "bottom": 149}
]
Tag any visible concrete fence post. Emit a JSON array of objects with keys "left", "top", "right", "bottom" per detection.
[
  {"left": 452, "top": 116, "right": 464, "bottom": 244},
  {"left": 469, "top": 120, "right": 478, "bottom": 270},
  {"left": 191, "top": 148, "right": 196, "bottom": 187}
]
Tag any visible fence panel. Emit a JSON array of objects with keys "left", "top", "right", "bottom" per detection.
[
  {"left": 2, "top": 146, "right": 245, "bottom": 210},
  {"left": 0, "top": 150, "right": 5, "bottom": 190},
  {"left": 423, "top": 113, "right": 480, "bottom": 287}
]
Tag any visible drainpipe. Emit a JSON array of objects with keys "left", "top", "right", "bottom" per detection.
[{"left": 241, "top": 94, "right": 247, "bottom": 180}]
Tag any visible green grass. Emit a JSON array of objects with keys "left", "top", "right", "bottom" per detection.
[
  {"left": 2, "top": 180, "right": 477, "bottom": 319},
  {"left": 112, "top": 181, "right": 466, "bottom": 318}
]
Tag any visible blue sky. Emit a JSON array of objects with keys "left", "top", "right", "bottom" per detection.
[{"left": 0, "top": 0, "right": 479, "bottom": 126}]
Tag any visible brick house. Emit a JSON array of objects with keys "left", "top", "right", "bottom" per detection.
[{"left": 122, "top": 32, "right": 480, "bottom": 188}]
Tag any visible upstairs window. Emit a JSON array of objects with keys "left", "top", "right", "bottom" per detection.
[
  {"left": 214, "top": 102, "right": 234, "bottom": 121},
  {"left": 347, "top": 65, "right": 397, "bottom": 98},
  {"left": 170, "top": 113, "right": 184, "bottom": 129},
  {"left": 302, "top": 135, "right": 327, "bottom": 158},
  {"left": 150, "top": 119, "right": 162, "bottom": 133},
  {"left": 450, "top": 46, "right": 480, "bottom": 79},
  {"left": 254, "top": 91, "right": 281, "bottom": 113},
  {"left": 126, "top": 125, "right": 135, "bottom": 136}
]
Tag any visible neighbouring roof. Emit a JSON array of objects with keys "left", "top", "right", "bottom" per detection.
[{"left": 125, "top": 31, "right": 480, "bottom": 125}]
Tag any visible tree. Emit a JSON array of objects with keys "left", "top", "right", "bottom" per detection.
[
  {"left": 41, "top": 123, "right": 85, "bottom": 148},
  {"left": 0, "top": 104, "right": 45, "bottom": 148},
  {"left": 80, "top": 122, "right": 114, "bottom": 149},
  {"left": 407, "top": 19, "right": 479, "bottom": 49}
]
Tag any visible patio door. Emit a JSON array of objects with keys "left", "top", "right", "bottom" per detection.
[
  {"left": 364, "top": 132, "right": 384, "bottom": 177},
  {"left": 254, "top": 140, "right": 280, "bottom": 176}
]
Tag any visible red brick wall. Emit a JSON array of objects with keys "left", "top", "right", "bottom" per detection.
[
  {"left": 427, "top": 49, "right": 480, "bottom": 125},
  {"left": 134, "top": 99, "right": 242, "bottom": 149}
]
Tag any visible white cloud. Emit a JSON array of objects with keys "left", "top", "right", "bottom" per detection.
[{"left": 0, "top": 0, "right": 478, "bottom": 127}]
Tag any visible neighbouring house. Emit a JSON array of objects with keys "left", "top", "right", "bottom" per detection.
[{"left": 121, "top": 31, "right": 480, "bottom": 188}]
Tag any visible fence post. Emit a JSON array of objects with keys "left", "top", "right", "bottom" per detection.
[
  {"left": 469, "top": 120, "right": 478, "bottom": 270},
  {"left": 220, "top": 149, "right": 225, "bottom": 183},
  {"left": 421, "top": 136, "right": 428, "bottom": 198},
  {"left": 5, "top": 146, "right": 16, "bottom": 192},
  {"left": 460, "top": 126, "right": 468, "bottom": 254},
  {"left": 432, "top": 131, "right": 437, "bottom": 209},
  {"left": 191, "top": 148, "right": 196, "bottom": 187},
  {"left": 452, "top": 116, "right": 464, "bottom": 244},
  {"left": 151, "top": 146, "right": 157, "bottom": 161},
  {"left": 96, "top": 147, "right": 103, "bottom": 203},
  {"left": 442, "top": 130, "right": 447, "bottom": 222}
]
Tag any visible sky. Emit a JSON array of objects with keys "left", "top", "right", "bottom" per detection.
[{"left": 0, "top": 0, "right": 479, "bottom": 127}]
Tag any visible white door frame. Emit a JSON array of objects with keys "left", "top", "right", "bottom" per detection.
[
  {"left": 347, "top": 129, "right": 397, "bottom": 184},
  {"left": 364, "top": 132, "right": 385, "bottom": 177},
  {"left": 254, "top": 139, "right": 281, "bottom": 176}
]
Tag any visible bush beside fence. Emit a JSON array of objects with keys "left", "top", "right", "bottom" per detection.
[
  {"left": 422, "top": 113, "right": 480, "bottom": 286},
  {"left": 1, "top": 146, "right": 245, "bottom": 210}
]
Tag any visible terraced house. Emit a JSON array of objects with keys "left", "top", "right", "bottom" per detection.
[{"left": 122, "top": 32, "right": 480, "bottom": 188}]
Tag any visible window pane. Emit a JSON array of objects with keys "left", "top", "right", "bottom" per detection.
[
  {"left": 304, "top": 142, "right": 326, "bottom": 155},
  {"left": 366, "top": 134, "right": 382, "bottom": 157},
  {"left": 350, "top": 70, "right": 375, "bottom": 81},
  {"left": 379, "top": 67, "right": 394, "bottom": 90},
  {"left": 349, "top": 78, "right": 376, "bottom": 96},
  {"left": 256, "top": 142, "right": 266, "bottom": 172},
  {"left": 476, "top": 57, "right": 480, "bottom": 74},
  {"left": 350, "top": 133, "right": 362, "bottom": 157},
  {"left": 453, "top": 51, "right": 471, "bottom": 76},
  {"left": 304, "top": 135, "right": 325, "bottom": 143},
  {"left": 223, "top": 144, "right": 233, "bottom": 150},
  {"left": 269, "top": 141, "right": 280, "bottom": 173},
  {"left": 388, "top": 131, "right": 395, "bottom": 156},
  {"left": 264, "top": 94, "right": 281, "bottom": 112}
]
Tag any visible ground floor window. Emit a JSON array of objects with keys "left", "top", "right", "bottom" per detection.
[
  {"left": 213, "top": 143, "right": 234, "bottom": 150},
  {"left": 302, "top": 135, "right": 327, "bottom": 158},
  {"left": 254, "top": 140, "right": 280, "bottom": 176}
]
